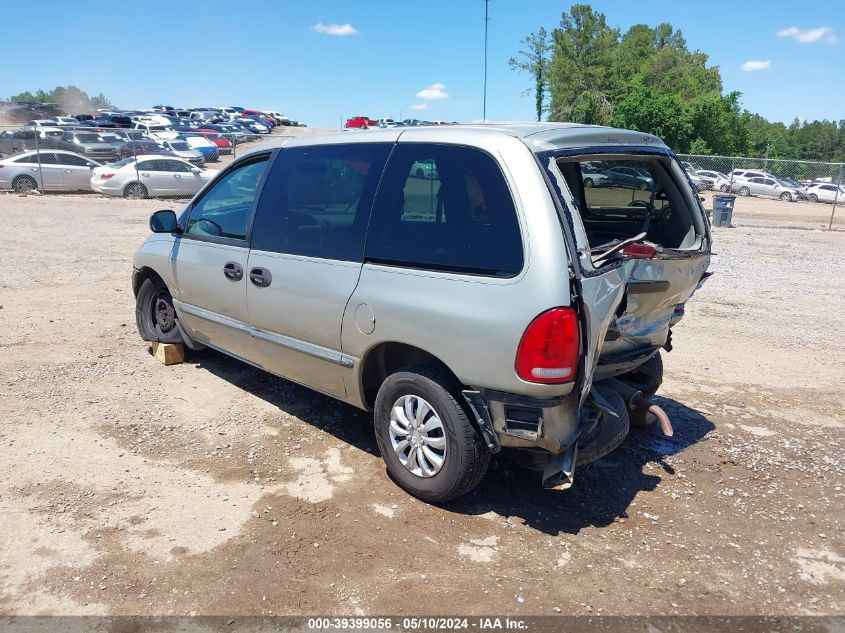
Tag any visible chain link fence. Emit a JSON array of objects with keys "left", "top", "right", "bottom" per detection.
[
  {"left": 677, "top": 153, "right": 843, "bottom": 229},
  {"left": 2, "top": 124, "right": 842, "bottom": 227},
  {"left": 0, "top": 123, "right": 289, "bottom": 199}
]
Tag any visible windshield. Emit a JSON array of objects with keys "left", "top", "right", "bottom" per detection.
[
  {"left": 169, "top": 142, "right": 191, "bottom": 151},
  {"left": 76, "top": 134, "right": 101, "bottom": 143}
]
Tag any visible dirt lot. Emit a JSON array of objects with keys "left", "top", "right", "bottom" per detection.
[{"left": 0, "top": 192, "right": 843, "bottom": 617}]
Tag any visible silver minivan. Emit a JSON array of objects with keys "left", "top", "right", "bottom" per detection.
[{"left": 132, "top": 123, "right": 712, "bottom": 502}]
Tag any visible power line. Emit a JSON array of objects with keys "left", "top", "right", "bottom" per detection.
[{"left": 483, "top": 0, "right": 489, "bottom": 121}]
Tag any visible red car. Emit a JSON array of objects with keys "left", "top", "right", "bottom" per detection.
[
  {"left": 240, "top": 110, "right": 276, "bottom": 127},
  {"left": 194, "top": 129, "right": 234, "bottom": 154},
  {"left": 345, "top": 116, "right": 377, "bottom": 129}
]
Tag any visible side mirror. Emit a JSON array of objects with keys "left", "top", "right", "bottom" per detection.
[
  {"left": 150, "top": 209, "right": 179, "bottom": 233},
  {"left": 191, "top": 167, "right": 202, "bottom": 173}
]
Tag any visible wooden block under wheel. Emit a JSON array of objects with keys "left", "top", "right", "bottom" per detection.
[{"left": 151, "top": 342, "right": 184, "bottom": 365}]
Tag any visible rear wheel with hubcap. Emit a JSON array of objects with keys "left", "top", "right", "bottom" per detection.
[
  {"left": 124, "top": 182, "right": 148, "bottom": 199},
  {"left": 374, "top": 366, "right": 489, "bottom": 502},
  {"left": 13, "top": 175, "right": 38, "bottom": 193}
]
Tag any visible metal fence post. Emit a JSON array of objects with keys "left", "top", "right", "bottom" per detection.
[
  {"left": 830, "top": 163, "right": 843, "bottom": 231},
  {"left": 730, "top": 156, "right": 736, "bottom": 190},
  {"left": 34, "top": 131, "right": 44, "bottom": 193}
]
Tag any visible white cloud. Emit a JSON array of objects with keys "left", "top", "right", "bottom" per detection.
[
  {"left": 776, "top": 26, "right": 837, "bottom": 44},
  {"left": 416, "top": 83, "right": 449, "bottom": 100},
  {"left": 311, "top": 22, "right": 359, "bottom": 36},
  {"left": 741, "top": 60, "right": 772, "bottom": 71},
  {"left": 409, "top": 103, "right": 431, "bottom": 111}
]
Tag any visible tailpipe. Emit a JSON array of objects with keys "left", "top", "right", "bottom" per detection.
[{"left": 603, "top": 378, "right": 673, "bottom": 437}]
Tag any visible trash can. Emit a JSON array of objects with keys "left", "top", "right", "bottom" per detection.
[{"left": 712, "top": 194, "right": 735, "bottom": 228}]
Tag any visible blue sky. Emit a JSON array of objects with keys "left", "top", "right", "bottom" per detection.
[{"left": 1, "top": 0, "right": 842, "bottom": 128}]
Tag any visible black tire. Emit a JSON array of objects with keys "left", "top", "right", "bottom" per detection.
[
  {"left": 738, "top": 186, "right": 750, "bottom": 196},
  {"left": 135, "top": 277, "right": 184, "bottom": 344},
  {"left": 373, "top": 365, "right": 489, "bottom": 503},
  {"left": 13, "top": 175, "right": 38, "bottom": 193},
  {"left": 577, "top": 386, "right": 630, "bottom": 465},
  {"left": 415, "top": 168, "right": 424, "bottom": 178},
  {"left": 809, "top": 194, "right": 819, "bottom": 203},
  {"left": 124, "top": 182, "right": 148, "bottom": 199},
  {"left": 620, "top": 352, "right": 664, "bottom": 398},
  {"left": 583, "top": 177, "right": 594, "bottom": 188},
  {"left": 719, "top": 184, "right": 729, "bottom": 192},
  {"left": 639, "top": 181, "right": 650, "bottom": 190},
  {"left": 779, "top": 192, "right": 792, "bottom": 202}
]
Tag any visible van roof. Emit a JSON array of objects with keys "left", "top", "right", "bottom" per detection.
[{"left": 247, "top": 122, "right": 669, "bottom": 155}]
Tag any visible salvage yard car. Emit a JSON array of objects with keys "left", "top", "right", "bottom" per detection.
[
  {"left": 731, "top": 176, "right": 803, "bottom": 201},
  {"left": 0, "top": 150, "right": 102, "bottom": 192},
  {"left": 132, "top": 123, "right": 712, "bottom": 502},
  {"left": 93, "top": 155, "right": 214, "bottom": 198}
]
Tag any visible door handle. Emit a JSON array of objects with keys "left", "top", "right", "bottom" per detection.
[
  {"left": 223, "top": 261, "right": 243, "bottom": 281},
  {"left": 174, "top": 174, "right": 182, "bottom": 179},
  {"left": 249, "top": 267, "right": 272, "bottom": 288}
]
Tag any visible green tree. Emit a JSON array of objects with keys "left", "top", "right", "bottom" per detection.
[
  {"left": 8, "top": 85, "right": 115, "bottom": 112},
  {"left": 508, "top": 28, "right": 552, "bottom": 122},
  {"left": 688, "top": 138, "right": 712, "bottom": 155},
  {"left": 610, "top": 76, "right": 692, "bottom": 150},
  {"left": 513, "top": 4, "right": 845, "bottom": 161},
  {"left": 688, "top": 91, "right": 748, "bottom": 156},
  {"left": 547, "top": 4, "right": 620, "bottom": 121}
]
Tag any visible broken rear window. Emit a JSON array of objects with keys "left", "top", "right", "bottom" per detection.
[{"left": 556, "top": 156, "right": 701, "bottom": 253}]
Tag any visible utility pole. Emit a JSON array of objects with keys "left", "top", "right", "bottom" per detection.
[{"left": 483, "top": 0, "right": 489, "bottom": 121}]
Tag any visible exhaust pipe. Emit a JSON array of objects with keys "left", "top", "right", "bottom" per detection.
[{"left": 603, "top": 378, "right": 673, "bottom": 437}]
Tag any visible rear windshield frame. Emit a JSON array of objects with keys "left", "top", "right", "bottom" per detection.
[{"left": 535, "top": 145, "right": 710, "bottom": 279}]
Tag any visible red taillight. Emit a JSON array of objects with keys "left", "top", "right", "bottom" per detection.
[
  {"left": 99, "top": 173, "right": 114, "bottom": 180},
  {"left": 621, "top": 243, "right": 657, "bottom": 259},
  {"left": 515, "top": 308, "right": 580, "bottom": 384}
]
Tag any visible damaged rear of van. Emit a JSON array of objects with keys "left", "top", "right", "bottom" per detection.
[
  {"left": 133, "top": 122, "right": 711, "bottom": 502},
  {"left": 520, "top": 124, "right": 712, "bottom": 489}
]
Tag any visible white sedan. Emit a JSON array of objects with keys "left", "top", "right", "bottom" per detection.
[
  {"left": 91, "top": 155, "right": 216, "bottom": 199},
  {"left": 804, "top": 183, "right": 845, "bottom": 203}
]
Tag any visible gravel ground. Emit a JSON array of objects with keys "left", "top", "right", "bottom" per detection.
[{"left": 0, "top": 192, "right": 843, "bottom": 617}]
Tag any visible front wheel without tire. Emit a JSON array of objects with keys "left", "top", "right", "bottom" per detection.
[
  {"left": 135, "top": 277, "right": 184, "bottom": 344},
  {"left": 374, "top": 366, "right": 489, "bottom": 503}
]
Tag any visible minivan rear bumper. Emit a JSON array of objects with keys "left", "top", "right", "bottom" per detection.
[{"left": 462, "top": 389, "right": 581, "bottom": 454}]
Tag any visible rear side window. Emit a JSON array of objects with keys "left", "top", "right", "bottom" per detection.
[
  {"left": 251, "top": 143, "right": 391, "bottom": 261},
  {"left": 366, "top": 143, "right": 523, "bottom": 277},
  {"left": 185, "top": 156, "right": 269, "bottom": 241}
]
